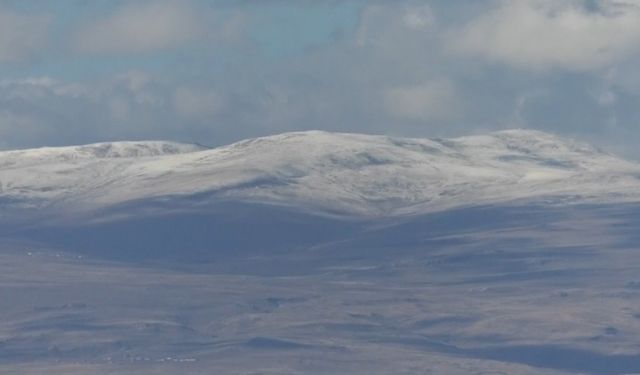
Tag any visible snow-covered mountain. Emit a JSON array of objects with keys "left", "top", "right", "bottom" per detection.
[
  {"left": 5, "top": 130, "right": 640, "bottom": 375},
  {"left": 1, "top": 129, "right": 639, "bottom": 217}
]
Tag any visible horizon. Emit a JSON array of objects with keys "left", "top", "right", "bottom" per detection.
[{"left": 0, "top": 127, "right": 610, "bottom": 156}]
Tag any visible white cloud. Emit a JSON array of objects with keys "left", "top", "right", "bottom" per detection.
[
  {"left": 402, "top": 5, "right": 436, "bottom": 30},
  {"left": 0, "top": 8, "right": 49, "bottom": 62},
  {"left": 74, "top": 1, "right": 205, "bottom": 54},
  {"left": 173, "top": 87, "right": 223, "bottom": 119},
  {"left": 108, "top": 96, "right": 131, "bottom": 122},
  {"left": 598, "top": 90, "right": 617, "bottom": 106},
  {"left": 0, "top": 76, "right": 88, "bottom": 100},
  {"left": 448, "top": 0, "right": 640, "bottom": 71},
  {"left": 0, "top": 75, "right": 177, "bottom": 147},
  {"left": 356, "top": 3, "right": 436, "bottom": 47},
  {"left": 384, "top": 80, "right": 456, "bottom": 121}
]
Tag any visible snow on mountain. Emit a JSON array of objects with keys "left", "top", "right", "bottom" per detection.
[
  {"left": 0, "top": 141, "right": 206, "bottom": 167},
  {"left": 1, "top": 129, "right": 639, "bottom": 216}
]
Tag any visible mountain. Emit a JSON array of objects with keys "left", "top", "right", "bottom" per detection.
[
  {"left": 4, "top": 130, "right": 640, "bottom": 374},
  {"left": 1, "top": 129, "right": 639, "bottom": 218}
]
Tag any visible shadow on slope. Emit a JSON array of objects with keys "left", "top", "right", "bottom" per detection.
[
  {"left": 5, "top": 196, "right": 640, "bottom": 275},
  {"left": 388, "top": 336, "right": 640, "bottom": 375},
  {"left": 6, "top": 199, "right": 365, "bottom": 266}
]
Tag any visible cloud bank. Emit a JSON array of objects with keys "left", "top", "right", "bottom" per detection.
[
  {"left": 449, "top": 0, "right": 640, "bottom": 71},
  {"left": 73, "top": 1, "right": 206, "bottom": 54},
  {"left": 0, "top": 8, "right": 50, "bottom": 62},
  {"left": 0, "top": 1, "right": 639, "bottom": 159}
]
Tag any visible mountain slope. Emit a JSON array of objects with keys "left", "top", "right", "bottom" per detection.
[
  {"left": 1, "top": 129, "right": 639, "bottom": 217},
  {"left": 4, "top": 131, "right": 640, "bottom": 374}
]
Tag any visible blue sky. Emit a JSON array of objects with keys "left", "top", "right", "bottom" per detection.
[{"left": 1, "top": 0, "right": 640, "bottom": 158}]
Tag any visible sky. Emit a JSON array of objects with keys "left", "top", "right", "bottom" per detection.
[{"left": 1, "top": 0, "right": 640, "bottom": 158}]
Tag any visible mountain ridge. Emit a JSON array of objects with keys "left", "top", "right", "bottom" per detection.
[{"left": 1, "top": 129, "right": 639, "bottom": 217}]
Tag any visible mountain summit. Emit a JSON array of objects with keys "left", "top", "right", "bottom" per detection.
[{"left": 1, "top": 130, "right": 639, "bottom": 216}]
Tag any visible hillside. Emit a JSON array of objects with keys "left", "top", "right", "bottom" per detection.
[
  {"left": 1, "top": 129, "right": 639, "bottom": 217},
  {"left": 3, "top": 130, "right": 640, "bottom": 374}
]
